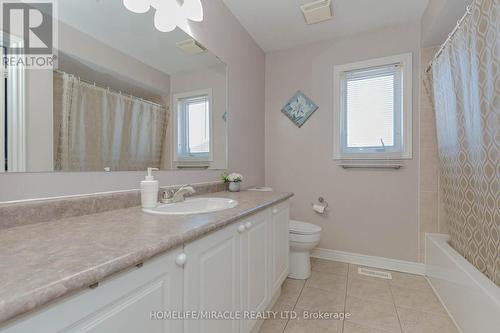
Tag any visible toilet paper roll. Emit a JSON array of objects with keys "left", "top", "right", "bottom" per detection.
[{"left": 312, "top": 204, "right": 326, "bottom": 214}]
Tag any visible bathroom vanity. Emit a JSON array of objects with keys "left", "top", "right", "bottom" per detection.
[
  {"left": 0, "top": 1, "right": 292, "bottom": 332},
  {"left": 0, "top": 191, "right": 291, "bottom": 333}
]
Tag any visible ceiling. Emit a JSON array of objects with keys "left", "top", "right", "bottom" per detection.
[
  {"left": 54, "top": 0, "right": 222, "bottom": 75},
  {"left": 421, "top": 0, "right": 470, "bottom": 47},
  {"left": 223, "top": 0, "right": 430, "bottom": 52}
]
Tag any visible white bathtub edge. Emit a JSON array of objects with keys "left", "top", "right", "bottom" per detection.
[
  {"left": 425, "top": 275, "right": 464, "bottom": 333},
  {"left": 425, "top": 233, "right": 500, "bottom": 333}
]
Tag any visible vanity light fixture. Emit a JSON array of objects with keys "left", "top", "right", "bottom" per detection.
[
  {"left": 123, "top": 0, "right": 203, "bottom": 32},
  {"left": 300, "top": 0, "right": 333, "bottom": 25},
  {"left": 123, "top": 0, "right": 151, "bottom": 13}
]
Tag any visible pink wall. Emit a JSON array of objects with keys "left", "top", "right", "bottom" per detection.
[
  {"left": 265, "top": 23, "right": 422, "bottom": 262},
  {"left": 0, "top": 0, "right": 265, "bottom": 202},
  {"left": 183, "top": 0, "right": 266, "bottom": 189}
]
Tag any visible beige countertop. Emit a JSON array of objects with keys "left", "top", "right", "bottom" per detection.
[{"left": 0, "top": 190, "right": 293, "bottom": 325}]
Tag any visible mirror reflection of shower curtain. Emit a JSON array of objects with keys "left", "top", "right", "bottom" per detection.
[
  {"left": 430, "top": 0, "right": 499, "bottom": 286},
  {"left": 53, "top": 72, "right": 169, "bottom": 171}
]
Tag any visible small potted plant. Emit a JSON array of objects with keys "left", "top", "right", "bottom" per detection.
[{"left": 222, "top": 172, "right": 243, "bottom": 192}]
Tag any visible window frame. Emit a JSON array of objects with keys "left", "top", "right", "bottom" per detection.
[
  {"left": 333, "top": 53, "right": 412, "bottom": 160},
  {"left": 172, "top": 88, "right": 213, "bottom": 163},
  {"left": 0, "top": 45, "right": 5, "bottom": 172},
  {"left": 0, "top": 32, "right": 26, "bottom": 172}
]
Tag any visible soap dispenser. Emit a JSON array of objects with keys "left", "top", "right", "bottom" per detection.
[{"left": 141, "top": 168, "right": 159, "bottom": 209}]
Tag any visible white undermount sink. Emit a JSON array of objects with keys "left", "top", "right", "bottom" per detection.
[{"left": 143, "top": 197, "right": 238, "bottom": 215}]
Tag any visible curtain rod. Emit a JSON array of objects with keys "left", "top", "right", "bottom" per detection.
[
  {"left": 53, "top": 69, "right": 168, "bottom": 109},
  {"left": 425, "top": 5, "right": 472, "bottom": 74}
]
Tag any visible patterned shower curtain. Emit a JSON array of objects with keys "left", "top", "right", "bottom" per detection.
[
  {"left": 53, "top": 72, "right": 169, "bottom": 171},
  {"left": 430, "top": 0, "right": 499, "bottom": 286}
]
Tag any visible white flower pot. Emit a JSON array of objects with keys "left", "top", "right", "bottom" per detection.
[{"left": 228, "top": 182, "right": 241, "bottom": 192}]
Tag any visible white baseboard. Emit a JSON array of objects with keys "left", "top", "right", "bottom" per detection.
[{"left": 311, "top": 248, "right": 426, "bottom": 276}]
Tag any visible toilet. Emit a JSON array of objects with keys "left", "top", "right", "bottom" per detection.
[
  {"left": 288, "top": 220, "right": 322, "bottom": 279},
  {"left": 247, "top": 188, "right": 322, "bottom": 280}
]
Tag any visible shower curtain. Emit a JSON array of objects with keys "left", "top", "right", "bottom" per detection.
[
  {"left": 53, "top": 72, "right": 169, "bottom": 171},
  {"left": 430, "top": 0, "right": 499, "bottom": 286}
]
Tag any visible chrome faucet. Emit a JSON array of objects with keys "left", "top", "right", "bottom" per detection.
[{"left": 161, "top": 185, "right": 196, "bottom": 204}]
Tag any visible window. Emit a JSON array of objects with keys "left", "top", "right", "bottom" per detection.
[
  {"left": 1, "top": 46, "right": 5, "bottom": 172},
  {"left": 173, "top": 89, "right": 213, "bottom": 163},
  {"left": 334, "top": 53, "right": 412, "bottom": 160},
  {"left": 0, "top": 33, "right": 26, "bottom": 172}
]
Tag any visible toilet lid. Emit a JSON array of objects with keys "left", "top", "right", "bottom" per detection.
[{"left": 289, "top": 220, "right": 322, "bottom": 235}]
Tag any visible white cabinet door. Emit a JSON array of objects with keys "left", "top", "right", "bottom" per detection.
[
  {"left": 270, "top": 202, "right": 290, "bottom": 293},
  {"left": 184, "top": 223, "right": 240, "bottom": 333},
  {"left": 2, "top": 249, "right": 184, "bottom": 333},
  {"left": 1, "top": 201, "right": 291, "bottom": 333},
  {"left": 240, "top": 211, "right": 270, "bottom": 333}
]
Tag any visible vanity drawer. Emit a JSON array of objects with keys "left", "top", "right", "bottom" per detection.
[{"left": 1, "top": 249, "right": 184, "bottom": 333}]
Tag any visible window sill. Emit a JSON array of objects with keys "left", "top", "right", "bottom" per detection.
[
  {"left": 336, "top": 159, "right": 404, "bottom": 169},
  {"left": 333, "top": 152, "right": 412, "bottom": 160},
  {"left": 176, "top": 165, "right": 209, "bottom": 169},
  {"left": 174, "top": 159, "right": 211, "bottom": 169}
]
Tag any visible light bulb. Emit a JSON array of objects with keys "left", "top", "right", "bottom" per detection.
[
  {"left": 154, "top": 0, "right": 180, "bottom": 32},
  {"left": 182, "top": 0, "right": 203, "bottom": 22},
  {"left": 123, "top": 0, "right": 152, "bottom": 14},
  {"left": 123, "top": 0, "right": 203, "bottom": 33}
]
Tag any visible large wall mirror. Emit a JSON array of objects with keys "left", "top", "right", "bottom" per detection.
[{"left": 0, "top": 0, "right": 227, "bottom": 173}]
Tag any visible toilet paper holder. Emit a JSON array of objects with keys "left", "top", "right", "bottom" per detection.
[{"left": 311, "top": 197, "right": 329, "bottom": 213}]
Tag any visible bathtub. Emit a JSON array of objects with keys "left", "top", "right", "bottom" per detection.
[{"left": 425, "top": 234, "right": 500, "bottom": 333}]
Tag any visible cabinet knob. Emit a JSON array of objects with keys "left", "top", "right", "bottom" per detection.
[
  {"left": 245, "top": 221, "right": 253, "bottom": 230},
  {"left": 175, "top": 253, "right": 187, "bottom": 267},
  {"left": 237, "top": 224, "right": 246, "bottom": 234},
  {"left": 272, "top": 208, "right": 278, "bottom": 215}
]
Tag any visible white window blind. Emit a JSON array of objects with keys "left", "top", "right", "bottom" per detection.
[
  {"left": 345, "top": 68, "right": 397, "bottom": 149},
  {"left": 177, "top": 94, "right": 211, "bottom": 160},
  {"left": 343, "top": 65, "right": 402, "bottom": 153},
  {"left": 333, "top": 53, "right": 412, "bottom": 161}
]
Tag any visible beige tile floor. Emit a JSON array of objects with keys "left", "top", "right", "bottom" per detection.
[{"left": 259, "top": 258, "right": 459, "bottom": 333}]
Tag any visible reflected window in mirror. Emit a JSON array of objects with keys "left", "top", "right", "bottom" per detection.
[
  {"left": 1, "top": 46, "right": 5, "bottom": 173},
  {"left": 1, "top": 39, "right": 26, "bottom": 173},
  {"left": 1, "top": 0, "right": 227, "bottom": 173},
  {"left": 174, "top": 89, "right": 212, "bottom": 166}
]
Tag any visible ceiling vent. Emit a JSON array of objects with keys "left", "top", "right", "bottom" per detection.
[
  {"left": 176, "top": 39, "right": 207, "bottom": 55},
  {"left": 300, "top": 0, "right": 333, "bottom": 25}
]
